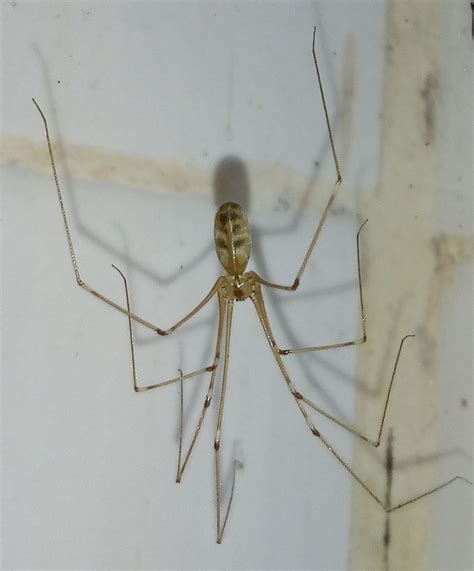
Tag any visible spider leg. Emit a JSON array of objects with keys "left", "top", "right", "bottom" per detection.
[
  {"left": 33, "top": 98, "right": 219, "bottom": 334},
  {"left": 252, "top": 288, "right": 471, "bottom": 512},
  {"left": 88, "top": 272, "right": 219, "bottom": 336},
  {"left": 278, "top": 219, "right": 368, "bottom": 355},
  {"left": 252, "top": 27, "right": 343, "bottom": 292},
  {"left": 252, "top": 287, "right": 320, "bottom": 429},
  {"left": 112, "top": 264, "right": 219, "bottom": 392},
  {"left": 176, "top": 292, "right": 226, "bottom": 482},
  {"left": 291, "top": 335, "right": 414, "bottom": 447},
  {"left": 313, "top": 425, "right": 471, "bottom": 513},
  {"left": 214, "top": 299, "right": 239, "bottom": 544},
  {"left": 253, "top": 284, "right": 413, "bottom": 447}
]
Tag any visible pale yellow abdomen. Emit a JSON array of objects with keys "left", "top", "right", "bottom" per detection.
[{"left": 214, "top": 202, "right": 252, "bottom": 276}]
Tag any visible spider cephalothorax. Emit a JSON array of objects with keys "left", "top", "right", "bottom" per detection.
[{"left": 219, "top": 272, "right": 257, "bottom": 302}]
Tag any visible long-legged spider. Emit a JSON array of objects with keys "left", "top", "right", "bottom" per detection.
[{"left": 33, "top": 28, "right": 470, "bottom": 544}]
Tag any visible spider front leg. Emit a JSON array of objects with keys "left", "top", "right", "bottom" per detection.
[
  {"left": 254, "top": 27, "right": 342, "bottom": 293},
  {"left": 34, "top": 98, "right": 220, "bottom": 336}
]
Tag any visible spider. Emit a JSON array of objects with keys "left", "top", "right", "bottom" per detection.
[{"left": 33, "top": 28, "right": 470, "bottom": 544}]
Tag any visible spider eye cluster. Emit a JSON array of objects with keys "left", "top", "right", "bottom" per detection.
[{"left": 214, "top": 202, "right": 252, "bottom": 276}]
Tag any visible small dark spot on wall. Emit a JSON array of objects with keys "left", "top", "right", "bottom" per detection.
[
  {"left": 276, "top": 196, "right": 290, "bottom": 212},
  {"left": 331, "top": 206, "right": 347, "bottom": 216},
  {"left": 420, "top": 73, "right": 438, "bottom": 145},
  {"left": 431, "top": 234, "right": 457, "bottom": 276},
  {"left": 460, "top": 397, "right": 468, "bottom": 408},
  {"left": 415, "top": 324, "right": 436, "bottom": 371},
  {"left": 383, "top": 520, "right": 390, "bottom": 546}
]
